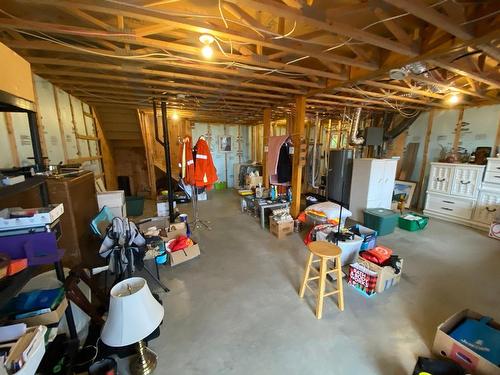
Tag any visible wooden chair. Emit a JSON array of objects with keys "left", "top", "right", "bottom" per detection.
[{"left": 299, "top": 241, "right": 344, "bottom": 319}]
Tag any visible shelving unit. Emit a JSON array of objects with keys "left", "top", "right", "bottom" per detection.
[{"left": 0, "top": 89, "right": 77, "bottom": 341}]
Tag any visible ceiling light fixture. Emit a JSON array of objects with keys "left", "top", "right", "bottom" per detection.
[
  {"left": 199, "top": 34, "right": 215, "bottom": 59},
  {"left": 446, "top": 93, "right": 460, "bottom": 105}
]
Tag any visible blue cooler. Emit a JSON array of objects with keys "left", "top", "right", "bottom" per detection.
[{"left": 450, "top": 317, "right": 500, "bottom": 365}]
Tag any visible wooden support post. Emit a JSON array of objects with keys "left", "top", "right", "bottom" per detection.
[
  {"left": 137, "top": 110, "right": 156, "bottom": 198},
  {"left": 52, "top": 86, "right": 69, "bottom": 163},
  {"left": 291, "top": 95, "right": 306, "bottom": 218},
  {"left": 262, "top": 108, "right": 271, "bottom": 188},
  {"left": 4, "top": 113, "right": 20, "bottom": 166},
  {"left": 416, "top": 110, "right": 435, "bottom": 209},
  {"left": 453, "top": 108, "right": 464, "bottom": 152},
  {"left": 93, "top": 107, "right": 117, "bottom": 190}
]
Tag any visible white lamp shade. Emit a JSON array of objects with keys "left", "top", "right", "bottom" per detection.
[{"left": 101, "top": 277, "right": 164, "bottom": 347}]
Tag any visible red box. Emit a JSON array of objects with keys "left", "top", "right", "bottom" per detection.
[{"left": 7, "top": 258, "right": 28, "bottom": 276}]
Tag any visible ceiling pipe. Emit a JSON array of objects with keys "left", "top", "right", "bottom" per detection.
[{"left": 349, "top": 107, "right": 365, "bottom": 146}]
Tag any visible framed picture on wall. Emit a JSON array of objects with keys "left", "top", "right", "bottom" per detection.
[
  {"left": 219, "top": 136, "right": 232, "bottom": 152},
  {"left": 392, "top": 180, "right": 416, "bottom": 209}
]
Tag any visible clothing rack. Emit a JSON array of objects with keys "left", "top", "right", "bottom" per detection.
[{"left": 190, "top": 186, "right": 211, "bottom": 231}]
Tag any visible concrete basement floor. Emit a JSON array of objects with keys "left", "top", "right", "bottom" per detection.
[{"left": 139, "top": 190, "right": 499, "bottom": 375}]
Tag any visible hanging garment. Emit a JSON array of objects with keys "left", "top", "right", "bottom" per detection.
[
  {"left": 277, "top": 143, "right": 292, "bottom": 183},
  {"left": 194, "top": 137, "right": 218, "bottom": 189},
  {"left": 99, "top": 218, "right": 145, "bottom": 273},
  {"left": 178, "top": 137, "right": 195, "bottom": 185},
  {"left": 267, "top": 135, "right": 291, "bottom": 185}
]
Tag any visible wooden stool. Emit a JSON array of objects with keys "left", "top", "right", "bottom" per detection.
[{"left": 299, "top": 241, "right": 344, "bottom": 319}]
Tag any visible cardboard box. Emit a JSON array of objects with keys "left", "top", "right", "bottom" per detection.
[
  {"left": 15, "top": 298, "right": 68, "bottom": 326},
  {"left": 97, "top": 190, "right": 125, "bottom": 209},
  {"left": 0, "top": 204, "right": 64, "bottom": 230},
  {"left": 245, "top": 175, "right": 263, "bottom": 189},
  {"left": 138, "top": 217, "right": 170, "bottom": 232},
  {"left": 356, "top": 255, "right": 403, "bottom": 293},
  {"left": 433, "top": 309, "right": 500, "bottom": 374},
  {"left": 138, "top": 219, "right": 187, "bottom": 241},
  {"left": 169, "top": 243, "right": 200, "bottom": 266},
  {"left": 270, "top": 219, "right": 294, "bottom": 239}
]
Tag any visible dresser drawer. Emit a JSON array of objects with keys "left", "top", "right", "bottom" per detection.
[
  {"left": 450, "top": 166, "right": 482, "bottom": 198},
  {"left": 486, "top": 159, "right": 500, "bottom": 173},
  {"left": 425, "top": 194, "right": 474, "bottom": 219},
  {"left": 473, "top": 190, "right": 500, "bottom": 224},
  {"left": 484, "top": 171, "right": 500, "bottom": 185}
]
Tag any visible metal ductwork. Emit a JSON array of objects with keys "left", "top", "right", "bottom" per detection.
[{"left": 349, "top": 107, "right": 364, "bottom": 145}]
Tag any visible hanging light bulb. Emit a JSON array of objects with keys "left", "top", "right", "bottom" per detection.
[
  {"left": 446, "top": 93, "right": 460, "bottom": 105},
  {"left": 199, "top": 34, "right": 215, "bottom": 59},
  {"left": 201, "top": 44, "right": 213, "bottom": 59},
  {"left": 172, "top": 112, "right": 179, "bottom": 121}
]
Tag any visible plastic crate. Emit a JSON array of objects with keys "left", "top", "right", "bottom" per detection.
[
  {"left": 125, "top": 196, "right": 144, "bottom": 216},
  {"left": 363, "top": 208, "right": 399, "bottom": 236},
  {"left": 399, "top": 213, "right": 429, "bottom": 231}
]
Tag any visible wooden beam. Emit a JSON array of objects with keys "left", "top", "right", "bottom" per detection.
[
  {"left": 4, "top": 113, "right": 20, "bottom": 167},
  {"left": 134, "top": 23, "right": 175, "bottom": 37},
  {"left": 373, "top": 7, "right": 414, "bottom": 46},
  {"left": 2, "top": 39, "right": 326, "bottom": 89},
  {"left": 52, "top": 86, "right": 69, "bottom": 162},
  {"left": 428, "top": 59, "right": 500, "bottom": 89},
  {"left": 407, "top": 73, "right": 497, "bottom": 101},
  {"left": 0, "top": 17, "right": 350, "bottom": 80},
  {"left": 226, "top": 0, "right": 418, "bottom": 56},
  {"left": 308, "top": 95, "right": 427, "bottom": 110},
  {"left": 26, "top": 57, "right": 306, "bottom": 95},
  {"left": 416, "top": 109, "right": 434, "bottom": 208},
  {"left": 362, "top": 80, "right": 445, "bottom": 99},
  {"left": 291, "top": 95, "right": 306, "bottom": 217},
  {"left": 383, "top": 0, "right": 472, "bottom": 40},
  {"left": 48, "top": 78, "right": 279, "bottom": 104},
  {"left": 137, "top": 110, "right": 156, "bottom": 198},
  {"left": 33, "top": 68, "right": 291, "bottom": 100},
  {"left": 7, "top": 1, "right": 375, "bottom": 71},
  {"left": 59, "top": 6, "right": 115, "bottom": 31},
  {"left": 453, "top": 108, "right": 464, "bottom": 152},
  {"left": 262, "top": 108, "right": 271, "bottom": 188},
  {"left": 331, "top": 87, "right": 446, "bottom": 107}
]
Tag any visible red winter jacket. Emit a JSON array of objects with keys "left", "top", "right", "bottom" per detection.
[{"left": 194, "top": 138, "right": 218, "bottom": 190}]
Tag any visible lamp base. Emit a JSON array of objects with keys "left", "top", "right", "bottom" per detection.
[{"left": 130, "top": 341, "right": 157, "bottom": 375}]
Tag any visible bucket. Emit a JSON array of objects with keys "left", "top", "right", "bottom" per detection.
[
  {"left": 125, "top": 196, "right": 145, "bottom": 216},
  {"left": 88, "top": 357, "right": 117, "bottom": 375}
]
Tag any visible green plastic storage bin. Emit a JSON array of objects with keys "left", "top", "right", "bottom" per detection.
[
  {"left": 125, "top": 196, "right": 144, "bottom": 216},
  {"left": 363, "top": 208, "right": 399, "bottom": 236},
  {"left": 398, "top": 213, "right": 429, "bottom": 231},
  {"left": 214, "top": 181, "right": 227, "bottom": 190}
]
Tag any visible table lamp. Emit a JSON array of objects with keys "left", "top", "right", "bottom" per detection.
[{"left": 101, "top": 277, "right": 164, "bottom": 375}]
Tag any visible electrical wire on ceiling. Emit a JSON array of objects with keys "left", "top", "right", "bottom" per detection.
[
  {"left": 272, "top": 21, "right": 297, "bottom": 40},
  {"left": 351, "top": 84, "right": 421, "bottom": 118}
]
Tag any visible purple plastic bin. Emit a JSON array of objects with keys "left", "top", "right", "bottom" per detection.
[{"left": 0, "top": 232, "right": 64, "bottom": 266}]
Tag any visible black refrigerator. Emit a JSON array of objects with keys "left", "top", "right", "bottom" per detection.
[{"left": 327, "top": 149, "right": 353, "bottom": 208}]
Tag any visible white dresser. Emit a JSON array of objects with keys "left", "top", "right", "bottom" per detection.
[
  {"left": 424, "top": 160, "right": 500, "bottom": 230},
  {"left": 349, "top": 158, "right": 398, "bottom": 221}
]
